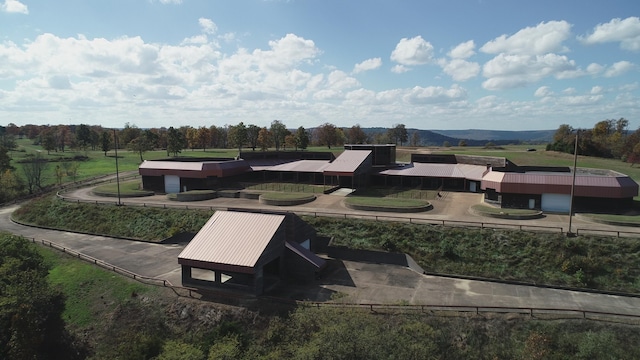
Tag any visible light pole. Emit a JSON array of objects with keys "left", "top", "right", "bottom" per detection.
[{"left": 113, "top": 129, "right": 122, "bottom": 206}]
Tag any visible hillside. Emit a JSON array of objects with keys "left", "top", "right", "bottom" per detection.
[
  {"left": 431, "top": 129, "right": 555, "bottom": 143},
  {"left": 361, "top": 127, "right": 535, "bottom": 146}
]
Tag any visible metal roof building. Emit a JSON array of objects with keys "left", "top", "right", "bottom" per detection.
[
  {"left": 178, "top": 210, "right": 325, "bottom": 295},
  {"left": 482, "top": 168, "right": 639, "bottom": 212}
]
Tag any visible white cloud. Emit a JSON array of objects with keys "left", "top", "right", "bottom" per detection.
[
  {"left": 580, "top": 17, "right": 640, "bottom": 51},
  {"left": 590, "top": 86, "right": 603, "bottom": 95},
  {"left": 482, "top": 53, "right": 576, "bottom": 90},
  {"left": 619, "top": 82, "right": 639, "bottom": 92},
  {"left": 586, "top": 63, "right": 604, "bottom": 75},
  {"left": 563, "top": 87, "right": 577, "bottom": 95},
  {"left": 157, "top": 0, "right": 183, "bottom": 4},
  {"left": 604, "top": 60, "right": 635, "bottom": 77},
  {"left": 391, "top": 64, "right": 410, "bottom": 74},
  {"left": 534, "top": 86, "right": 553, "bottom": 97},
  {"left": 199, "top": 18, "right": 218, "bottom": 35},
  {"left": 480, "top": 20, "right": 571, "bottom": 55},
  {"left": 390, "top": 36, "right": 434, "bottom": 65},
  {"left": 441, "top": 58, "right": 480, "bottom": 82},
  {"left": 403, "top": 84, "right": 467, "bottom": 105},
  {"left": 353, "top": 57, "right": 382, "bottom": 74},
  {"left": 448, "top": 40, "right": 475, "bottom": 59},
  {"left": 1, "top": 0, "right": 28, "bottom": 14}
]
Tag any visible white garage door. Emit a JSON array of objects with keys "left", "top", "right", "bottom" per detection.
[
  {"left": 541, "top": 193, "right": 571, "bottom": 213},
  {"left": 164, "top": 175, "right": 181, "bottom": 194}
]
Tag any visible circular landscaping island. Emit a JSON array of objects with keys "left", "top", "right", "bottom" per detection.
[
  {"left": 470, "top": 204, "right": 543, "bottom": 220},
  {"left": 344, "top": 197, "right": 432, "bottom": 213},
  {"left": 259, "top": 193, "right": 316, "bottom": 206},
  {"left": 91, "top": 181, "right": 154, "bottom": 198},
  {"left": 167, "top": 190, "right": 217, "bottom": 202}
]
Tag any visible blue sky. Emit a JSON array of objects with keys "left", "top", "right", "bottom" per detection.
[{"left": 1, "top": 0, "right": 639, "bottom": 131}]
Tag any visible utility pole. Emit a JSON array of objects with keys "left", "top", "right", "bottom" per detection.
[
  {"left": 567, "top": 130, "right": 578, "bottom": 236},
  {"left": 113, "top": 129, "right": 122, "bottom": 206}
]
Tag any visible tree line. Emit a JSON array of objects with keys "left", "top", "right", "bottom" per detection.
[{"left": 547, "top": 118, "right": 640, "bottom": 165}]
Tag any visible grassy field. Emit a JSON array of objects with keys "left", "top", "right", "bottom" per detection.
[
  {"left": 344, "top": 196, "right": 429, "bottom": 208},
  {"left": 92, "top": 180, "right": 154, "bottom": 197}
]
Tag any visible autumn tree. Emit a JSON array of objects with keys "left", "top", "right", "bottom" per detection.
[
  {"left": 22, "top": 152, "right": 48, "bottom": 194},
  {"left": 101, "top": 131, "right": 112, "bottom": 156},
  {"left": 295, "top": 126, "right": 309, "bottom": 150},
  {"left": 196, "top": 127, "right": 212, "bottom": 151},
  {"left": 347, "top": 124, "right": 368, "bottom": 144},
  {"left": 228, "top": 122, "right": 248, "bottom": 152},
  {"left": 75, "top": 124, "right": 92, "bottom": 150},
  {"left": 387, "top": 124, "right": 408, "bottom": 146},
  {"left": 316, "top": 123, "right": 338, "bottom": 149},
  {"left": 246, "top": 124, "right": 261, "bottom": 151},
  {"left": 270, "top": 120, "right": 288, "bottom": 151},
  {"left": 257, "top": 127, "right": 273, "bottom": 151},
  {"left": 166, "top": 127, "right": 185, "bottom": 156}
]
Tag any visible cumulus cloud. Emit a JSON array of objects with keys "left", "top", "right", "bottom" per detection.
[
  {"left": 482, "top": 53, "right": 576, "bottom": 90},
  {"left": 441, "top": 59, "right": 480, "bottom": 82},
  {"left": 580, "top": 17, "right": 640, "bottom": 51},
  {"left": 403, "top": 84, "right": 467, "bottom": 105},
  {"left": 353, "top": 57, "right": 382, "bottom": 74},
  {"left": 391, "top": 64, "right": 410, "bottom": 74},
  {"left": 587, "top": 63, "right": 604, "bottom": 75},
  {"left": 448, "top": 40, "right": 475, "bottom": 59},
  {"left": 604, "top": 60, "right": 635, "bottom": 77},
  {"left": 390, "top": 36, "right": 434, "bottom": 65},
  {"left": 480, "top": 20, "right": 571, "bottom": 55},
  {"left": 562, "top": 87, "right": 577, "bottom": 95},
  {"left": 1, "top": 0, "right": 28, "bottom": 14},
  {"left": 590, "top": 86, "right": 603, "bottom": 95},
  {"left": 199, "top": 18, "right": 217, "bottom": 35},
  {"left": 534, "top": 86, "right": 553, "bottom": 97}
]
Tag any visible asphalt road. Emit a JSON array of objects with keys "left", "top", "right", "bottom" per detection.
[{"left": 3, "top": 189, "right": 640, "bottom": 317}]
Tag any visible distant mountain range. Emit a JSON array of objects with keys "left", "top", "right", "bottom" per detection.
[{"left": 360, "top": 128, "right": 555, "bottom": 146}]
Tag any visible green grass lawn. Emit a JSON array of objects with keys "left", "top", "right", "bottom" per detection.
[
  {"left": 345, "top": 196, "right": 429, "bottom": 208},
  {"left": 92, "top": 180, "right": 153, "bottom": 197},
  {"left": 38, "top": 245, "right": 152, "bottom": 328}
]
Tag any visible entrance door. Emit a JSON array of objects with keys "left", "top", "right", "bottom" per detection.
[
  {"left": 541, "top": 193, "right": 570, "bottom": 212},
  {"left": 164, "top": 175, "right": 180, "bottom": 194}
]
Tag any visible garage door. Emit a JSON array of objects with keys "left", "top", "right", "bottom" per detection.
[
  {"left": 164, "top": 175, "right": 180, "bottom": 194},
  {"left": 541, "top": 193, "right": 571, "bottom": 213}
]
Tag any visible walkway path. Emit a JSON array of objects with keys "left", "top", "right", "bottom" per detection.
[{"left": 3, "top": 188, "right": 640, "bottom": 317}]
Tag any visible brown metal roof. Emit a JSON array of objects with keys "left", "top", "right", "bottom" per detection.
[
  {"left": 178, "top": 211, "right": 285, "bottom": 272},
  {"left": 379, "top": 163, "right": 487, "bottom": 181},
  {"left": 481, "top": 169, "right": 639, "bottom": 198},
  {"left": 323, "top": 150, "right": 372, "bottom": 176},
  {"left": 139, "top": 159, "right": 251, "bottom": 178},
  {"left": 267, "top": 160, "right": 331, "bottom": 173}
]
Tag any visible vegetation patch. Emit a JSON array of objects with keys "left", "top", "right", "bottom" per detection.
[
  {"left": 302, "top": 216, "right": 640, "bottom": 293},
  {"left": 578, "top": 213, "right": 640, "bottom": 227},
  {"left": 91, "top": 180, "right": 154, "bottom": 198},
  {"left": 259, "top": 192, "right": 316, "bottom": 206},
  {"left": 344, "top": 196, "right": 431, "bottom": 213},
  {"left": 12, "top": 195, "right": 213, "bottom": 241},
  {"left": 471, "top": 204, "right": 543, "bottom": 219},
  {"left": 167, "top": 189, "right": 217, "bottom": 202}
]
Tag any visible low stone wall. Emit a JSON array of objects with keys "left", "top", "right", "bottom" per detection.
[
  {"left": 91, "top": 190, "right": 154, "bottom": 198},
  {"left": 344, "top": 201, "right": 432, "bottom": 213},
  {"left": 469, "top": 207, "right": 544, "bottom": 220},
  {"left": 167, "top": 190, "right": 217, "bottom": 202},
  {"left": 259, "top": 194, "right": 316, "bottom": 206}
]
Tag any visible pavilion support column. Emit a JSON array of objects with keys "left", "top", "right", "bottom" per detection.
[{"left": 215, "top": 271, "right": 222, "bottom": 284}]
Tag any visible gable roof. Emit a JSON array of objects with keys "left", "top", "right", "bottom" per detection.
[
  {"left": 323, "top": 150, "right": 372, "bottom": 176},
  {"left": 178, "top": 211, "right": 286, "bottom": 272}
]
